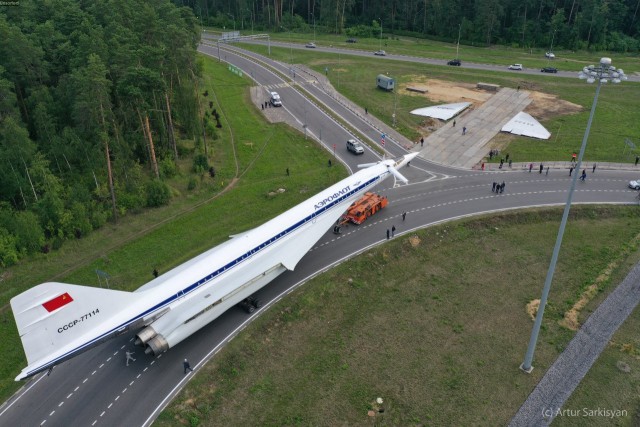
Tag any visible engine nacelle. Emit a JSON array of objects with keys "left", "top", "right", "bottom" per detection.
[
  {"left": 145, "top": 334, "right": 169, "bottom": 355},
  {"left": 134, "top": 326, "right": 157, "bottom": 346}
]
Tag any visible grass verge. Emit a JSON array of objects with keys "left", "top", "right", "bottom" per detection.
[
  {"left": 0, "top": 54, "right": 348, "bottom": 403},
  {"left": 157, "top": 206, "right": 640, "bottom": 426},
  {"left": 236, "top": 42, "right": 640, "bottom": 164}
]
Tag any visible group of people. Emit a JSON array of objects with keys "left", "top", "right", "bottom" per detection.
[{"left": 492, "top": 181, "right": 506, "bottom": 193}]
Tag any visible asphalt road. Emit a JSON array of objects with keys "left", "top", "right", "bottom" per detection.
[{"left": 1, "top": 42, "right": 639, "bottom": 427}]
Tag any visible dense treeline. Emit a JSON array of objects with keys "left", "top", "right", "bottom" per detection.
[
  {"left": 0, "top": 0, "right": 200, "bottom": 266},
  {"left": 185, "top": 0, "right": 640, "bottom": 52}
]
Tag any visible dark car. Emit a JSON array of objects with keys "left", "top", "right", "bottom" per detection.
[
  {"left": 346, "top": 37, "right": 357, "bottom": 43},
  {"left": 447, "top": 59, "right": 461, "bottom": 66},
  {"left": 541, "top": 67, "right": 558, "bottom": 73}
]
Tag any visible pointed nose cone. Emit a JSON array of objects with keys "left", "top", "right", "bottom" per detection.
[{"left": 396, "top": 152, "right": 419, "bottom": 168}]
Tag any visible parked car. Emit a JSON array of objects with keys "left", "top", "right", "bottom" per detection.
[
  {"left": 447, "top": 59, "right": 461, "bottom": 66},
  {"left": 305, "top": 42, "right": 316, "bottom": 48},
  {"left": 269, "top": 92, "right": 282, "bottom": 107},
  {"left": 545, "top": 52, "right": 556, "bottom": 59},
  {"left": 508, "top": 63, "right": 523, "bottom": 70},
  {"left": 346, "top": 37, "right": 358, "bottom": 43},
  {"left": 346, "top": 139, "right": 365, "bottom": 154},
  {"left": 374, "top": 50, "right": 386, "bottom": 56},
  {"left": 629, "top": 180, "right": 640, "bottom": 190},
  {"left": 541, "top": 67, "right": 558, "bottom": 73}
]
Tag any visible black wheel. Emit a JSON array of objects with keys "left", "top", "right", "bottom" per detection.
[
  {"left": 247, "top": 296, "right": 263, "bottom": 309},
  {"left": 239, "top": 299, "right": 255, "bottom": 313}
]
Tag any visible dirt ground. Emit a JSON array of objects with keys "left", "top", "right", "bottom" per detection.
[{"left": 402, "top": 76, "right": 583, "bottom": 121}]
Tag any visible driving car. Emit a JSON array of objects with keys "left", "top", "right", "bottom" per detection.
[
  {"left": 545, "top": 52, "right": 556, "bottom": 59},
  {"left": 629, "top": 180, "right": 640, "bottom": 190},
  {"left": 374, "top": 50, "right": 386, "bottom": 56},
  {"left": 305, "top": 42, "right": 316, "bottom": 48},
  {"left": 508, "top": 64, "right": 523, "bottom": 70},
  {"left": 346, "top": 139, "right": 365, "bottom": 154},
  {"left": 447, "top": 59, "right": 461, "bottom": 66},
  {"left": 541, "top": 67, "right": 558, "bottom": 73}
]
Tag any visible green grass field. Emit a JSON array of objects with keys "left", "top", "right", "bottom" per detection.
[
  {"left": 157, "top": 207, "right": 640, "bottom": 426},
  {"left": 225, "top": 35, "right": 640, "bottom": 164},
  {"left": 0, "top": 54, "right": 348, "bottom": 403}
]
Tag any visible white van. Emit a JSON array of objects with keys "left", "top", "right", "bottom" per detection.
[{"left": 270, "top": 92, "right": 282, "bottom": 107}]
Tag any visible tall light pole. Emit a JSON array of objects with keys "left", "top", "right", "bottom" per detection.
[
  {"left": 520, "top": 57, "right": 626, "bottom": 374},
  {"left": 311, "top": 12, "right": 316, "bottom": 42},
  {"left": 281, "top": 25, "right": 293, "bottom": 66},
  {"left": 456, "top": 23, "right": 461, "bottom": 59},
  {"left": 379, "top": 18, "right": 383, "bottom": 51}
]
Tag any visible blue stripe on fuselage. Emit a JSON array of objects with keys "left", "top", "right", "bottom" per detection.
[{"left": 25, "top": 173, "right": 384, "bottom": 377}]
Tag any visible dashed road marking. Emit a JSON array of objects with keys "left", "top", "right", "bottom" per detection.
[
  {"left": 91, "top": 370, "right": 96, "bottom": 376},
  {"left": 67, "top": 393, "right": 73, "bottom": 399},
  {"left": 58, "top": 401, "right": 63, "bottom": 407},
  {"left": 99, "top": 364, "right": 104, "bottom": 369},
  {"left": 100, "top": 411, "right": 105, "bottom": 417},
  {"left": 83, "top": 378, "right": 88, "bottom": 384},
  {"left": 49, "top": 410, "right": 55, "bottom": 416},
  {"left": 74, "top": 386, "right": 79, "bottom": 392}
]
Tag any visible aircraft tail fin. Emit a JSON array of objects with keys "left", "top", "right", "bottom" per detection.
[{"left": 11, "top": 282, "right": 140, "bottom": 380}]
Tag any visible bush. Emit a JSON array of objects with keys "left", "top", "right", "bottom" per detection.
[
  {"left": 187, "top": 177, "right": 197, "bottom": 190},
  {"left": 146, "top": 179, "right": 171, "bottom": 207},
  {"left": 160, "top": 157, "right": 178, "bottom": 179},
  {"left": 193, "top": 153, "right": 209, "bottom": 173},
  {"left": 0, "top": 227, "right": 18, "bottom": 267}
]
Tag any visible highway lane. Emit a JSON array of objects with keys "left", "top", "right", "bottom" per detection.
[
  {"left": 2, "top": 44, "right": 639, "bottom": 426},
  {"left": 201, "top": 33, "right": 640, "bottom": 82}
]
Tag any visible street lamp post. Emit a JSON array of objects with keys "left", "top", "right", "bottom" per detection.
[
  {"left": 456, "top": 24, "right": 461, "bottom": 59},
  {"left": 379, "top": 18, "right": 383, "bottom": 51},
  {"left": 227, "top": 13, "right": 235, "bottom": 32},
  {"left": 311, "top": 12, "right": 316, "bottom": 42},
  {"left": 520, "top": 57, "right": 626, "bottom": 374},
  {"left": 281, "top": 25, "right": 293, "bottom": 65}
]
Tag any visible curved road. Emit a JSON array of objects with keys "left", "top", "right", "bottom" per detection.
[{"left": 1, "top": 42, "right": 638, "bottom": 427}]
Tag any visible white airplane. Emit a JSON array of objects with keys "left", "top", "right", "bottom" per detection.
[{"left": 10, "top": 152, "right": 418, "bottom": 381}]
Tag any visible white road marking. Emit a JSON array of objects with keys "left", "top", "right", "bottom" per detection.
[
  {"left": 122, "top": 388, "right": 127, "bottom": 393},
  {"left": 100, "top": 411, "right": 105, "bottom": 417},
  {"left": 67, "top": 393, "right": 72, "bottom": 399},
  {"left": 143, "top": 367, "right": 148, "bottom": 372},
  {"left": 91, "top": 370, "right": 96, "bottom": 376},
  {"left": 74, "top": 386, "right": 79, "bottom": 392},
  {"left": 106, "top": 357, "right": 112, "bottom": 362},
  {"left": 49, "top": 411, "right": 55, "bottom": 416},
  {"left": 83, "top": 378, "right": 88, "bottom": 384},
  {"left": 99, "top": 364, "right": 104, "bottom": 369},
  {"left": 108, "top": 403, "right": 112, "bottom": 409},
  {"left": 115, "top": 395, "right": 120, "bottom": 401},
  {"left": 120, "top": 345, "right": 125, "bottom": 350},
  {"left": 129, "top": 381, "right": 134, "bottom": 386},
  {"left": 40, "top": 420, "right": 46, "bottom": 426},
  {"left": 92, "top": 420, "right": 97, "bottom": 426},
  {"left": 58, "top": 402, "right": 63, "bottom": 407},
  {"left": 150, "top": 361, "right": 155, "bottom": 366},
  {"left": 136, "top": 374, "right": 141, "bottom": 379}
]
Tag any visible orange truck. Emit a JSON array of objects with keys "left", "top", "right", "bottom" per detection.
[{"left": 341, "top": 192, "right": 388, "bottom": 225}]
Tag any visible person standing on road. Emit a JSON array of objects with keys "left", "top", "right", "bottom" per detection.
[
  {"left": 539, "top": 163, "right": 544, "bottom": 173},
  {"left": 580, "top": 169, "right": 587, "bottom": 181},
  {"left": 481, "top": 162, "right": 485, "bottom": 171},
  {"left": 386, "top": 229, "right": 390, "bottom": 239},
  {"left": 569, "top": 166, "right": 574, "bottom": 176},
  {"left": 183, "top": 358, "right": 194, "bottom": 374},
  {"left": 391, "top": 225, "right": 396, "bottom": 237},
  {"left": 402, "top": 211, "right": 406, "bottom": 221},
  {"left": 453, "top": 120, "right": 456, "bottom": 127},
  {"left": 546, "top": 166, "right": 549, "bottom": 175},
  {"left": 125, "top": 351, "right": 136, "bottom": 366},
  {"left": 509, "top": 159, "right": 513, "bottom": 168},
  {"left": 492, "top": 182, "right": 497, "bottom": 192},
  {"left": 462, "top": 126, "right": 467, "bottom": 135},
  {"left": 529, "top": 163, "right": 533, "bottom": 173},
  {"left": 420, "top": 137, "right": 424, "bottom": 147},
  {"left": 592, "top": 163, "right": 597, "bottom": 173}
]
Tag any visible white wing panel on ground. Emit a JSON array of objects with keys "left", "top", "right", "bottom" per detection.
[
  {"left": 501, "top": 112, "right": 551, "bottom": 140},
  {"left": 410, "top": 102, "right": 471, "bottom": 120}
]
